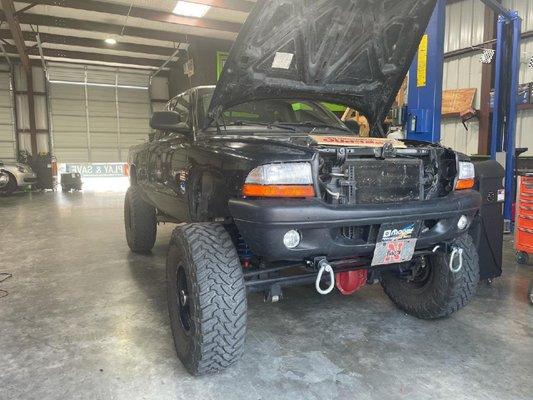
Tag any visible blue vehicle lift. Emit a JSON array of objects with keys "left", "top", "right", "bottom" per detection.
[{"left": 407, "top": 0, "right": 522, "bottom": 229}]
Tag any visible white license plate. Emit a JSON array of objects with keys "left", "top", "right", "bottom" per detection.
[{"left": 371, "top": 238, "right": 418, "bottom": 266}]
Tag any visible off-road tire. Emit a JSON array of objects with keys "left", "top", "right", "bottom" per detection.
[
  {"left": 166, "top": 223, "right": 247, "bottom": 376},
  {"left": 381, "top": 234, "right": 479, "bottom": 319},
  {"left": 124, "top": 185, "right": 157, "bottom": 253},
  {"left": 0, "top": 173, "right": 17, "bottom": 196}
]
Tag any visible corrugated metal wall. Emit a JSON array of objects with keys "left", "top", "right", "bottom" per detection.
[
  {"left": 442, "top": 0, "right": 533, "bottom": 155},
  {"left": 0, "top": 66, "right": 16, "bottom": 161},
  {"left": 48, "top": 64, "right": 169, "bottom": 163},
  {"left": 441, "top": 0, "right": 484, "bottom": 155}
]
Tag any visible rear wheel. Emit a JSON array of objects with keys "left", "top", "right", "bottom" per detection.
[
  {"left": 0, "top": 172, "right": 17, "bottom": 196},
  {"left": 124, "top": 186, "right": 157, "bottom": 253},
  {"left": 166, "top": 223, "right": 247, "bottom": 375},
  {"left": 381, "top": 234, "right": 479, "bottom": 319}
]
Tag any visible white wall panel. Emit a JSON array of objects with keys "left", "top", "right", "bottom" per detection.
[
  {"left": 50, "top": 80, "right": 88, "bottom": 163},
  {"left": 0, "top": 71, "right": 16, "bottom": 161},
  {"left": 48, "top": 65, "right": 160, "bottom": 163}
]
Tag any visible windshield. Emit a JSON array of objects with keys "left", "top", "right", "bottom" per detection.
[{"left": 198, "top": 90, "right": 349, "bottom": 133}]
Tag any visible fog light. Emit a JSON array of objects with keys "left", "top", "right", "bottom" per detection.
[
  {"left": 457, "top": 215, "right": 469, "bottom": 230},
  {"left": 283, "top": 230, "right": 301, "bottom": 249}
]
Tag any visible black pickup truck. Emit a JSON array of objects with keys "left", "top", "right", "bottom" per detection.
[{"left": 125, "top": 0, "right": 482, "bottom": 375}]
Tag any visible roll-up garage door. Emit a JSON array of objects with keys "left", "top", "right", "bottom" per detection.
[
  {"left": 48, "top": 65, "right": 158, "bottom": 163},
  {"left": 0, "top": 68, "right": 16, "bottom": 161}
]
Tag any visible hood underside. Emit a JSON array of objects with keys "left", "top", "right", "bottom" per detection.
[{"left": 208, "top": 0, "right": 437, "bottom": 136}]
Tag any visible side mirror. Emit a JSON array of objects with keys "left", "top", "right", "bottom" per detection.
[{"left": 150, "top": 111, "right": 191, "bottom": 134}]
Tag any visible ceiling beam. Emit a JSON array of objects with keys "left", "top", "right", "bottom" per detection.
[
  {"left": 15, "top": 0, "right": 242, "bottom": 33},
  {"left": 1, "top": 0, "right": 30, "bottom": 70},
  {"left": 2, "top": 43, "right": 179, "bottom": 68},
  {"left": 0, "top": 10, "right": 235, "bottom": 43},
  {"left": 0, "top": 29, "right": 184, "bottom": 57}
]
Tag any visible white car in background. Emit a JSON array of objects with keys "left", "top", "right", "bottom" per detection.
[{"left": 0, "top": 161, "right": 37, "bottom": 195}]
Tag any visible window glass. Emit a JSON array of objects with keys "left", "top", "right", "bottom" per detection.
[
  {"left": 168, "top": 93, "right": 191, "bottom": 126},
  {"left": 198, "top": 91, "right": 346, "bottom": 131}
]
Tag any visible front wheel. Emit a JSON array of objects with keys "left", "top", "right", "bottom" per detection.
[
  {"left": 166, "top": 223, "right": 247, "bottom": 376},
  {"left": 381, "top": 234, "right": 480, "bottom": 319}
]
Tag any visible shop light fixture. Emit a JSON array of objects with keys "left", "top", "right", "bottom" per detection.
[{"left": 172, "top": 1, "right": 211, "bottom": 18}]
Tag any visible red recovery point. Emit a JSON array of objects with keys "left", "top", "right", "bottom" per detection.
[{"left": 336, "top": 270, "right": 367, "bottom": 295}]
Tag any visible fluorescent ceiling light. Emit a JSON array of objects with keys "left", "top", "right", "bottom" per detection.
[
  {"left": 104, "top": 38, "right": 117, "bottom": 45},
  {"left": 173, "top": 1, "right": 211, "bottom": 18}
]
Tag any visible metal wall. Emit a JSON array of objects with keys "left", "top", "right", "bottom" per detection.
[
  {"left": 48, "top": 64, "right": 169, "bottom": 163},
  {"left": 0, "top": 65, "right": 16, "bottom": 161},
  {"left": 442, "top": 0, "right": 533, "bottom": 155}
]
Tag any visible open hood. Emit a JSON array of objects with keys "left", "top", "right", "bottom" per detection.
[{"left": 208, "top": 0, "right": 437, "bottom": 136}]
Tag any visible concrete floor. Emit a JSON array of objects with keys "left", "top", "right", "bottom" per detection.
[{"left": 1, "top": 191, "right": 532, "bottom": 400}]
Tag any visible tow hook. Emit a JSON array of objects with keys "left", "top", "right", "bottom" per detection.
[
  {"left": 315, "top": 259, "right": 335, "bottom": 295},
  {"left": 449, "top": 246, "right": 464, "bottom": 273}
]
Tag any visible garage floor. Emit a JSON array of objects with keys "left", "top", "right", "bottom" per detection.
[{"left": 1, "top": 191, "right": 532, "bottom": 400}]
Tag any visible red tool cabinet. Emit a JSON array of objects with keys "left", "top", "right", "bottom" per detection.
[{"left": 515, "top": 174, "right": 533, "bottom": 263}]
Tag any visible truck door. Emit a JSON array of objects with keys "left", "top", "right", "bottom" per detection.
[{"left": 151, "top": 91, "right": 193, "bottom": 219}]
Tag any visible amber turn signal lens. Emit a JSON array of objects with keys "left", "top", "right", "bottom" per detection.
[
  {"left": 243, "top": 184, "right": 315, "bottom": 198},
  {"left": 455, "top": 178, "right": 475, "bottom": 190}
]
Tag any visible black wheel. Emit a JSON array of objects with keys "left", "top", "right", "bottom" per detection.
[
  {"left": 381, "top": 234, "right": 480, "bottom": 319},
  {"left": 62, "top": 186, "right": 70, "bottom": 193},
  {"left": 516, "top": 251, "right": 528, "bottom": 265},
  {"left": 0, "top": 172, "right": 17, "bottom": 196},
  {"left": 124, "top": 185, "right": 157, "bottom": 253},
  {"left": 166, "top": 223, "right": 247, "bottom": 375}
]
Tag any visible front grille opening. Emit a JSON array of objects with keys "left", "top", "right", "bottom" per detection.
[
  {"left": 424, "top": 219, "right": 438, "bottom": 231},
  {"left": 341, "top": 226, "right": 366, "bottom": 240},
  {"left": 340, "top": 225, "right": 379, "bottom": 243}
]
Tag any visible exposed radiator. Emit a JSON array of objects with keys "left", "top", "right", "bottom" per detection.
[{"left": 340, "top": 159, "right": 423, "bottom": 205}]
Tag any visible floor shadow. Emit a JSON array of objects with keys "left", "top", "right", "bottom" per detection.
[{"left": 126, "top": 250, "right": 169, "bottom": 317}]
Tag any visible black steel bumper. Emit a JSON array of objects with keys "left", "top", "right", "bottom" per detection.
[{"left": 229, "top": 190, "right": 482, "bottom": 262}]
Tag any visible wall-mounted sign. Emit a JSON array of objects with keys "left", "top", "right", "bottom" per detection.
[
  {"left": 64, "top": 163, "right": 128, "bottom": 177},
  {"left": 183, "top": 58, "right": 195, "bottom": 78}
]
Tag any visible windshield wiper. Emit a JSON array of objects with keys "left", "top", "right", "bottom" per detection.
[
  {"left": 225, "top": 121, "right": 297, "bottom": 132},
  {"left": 276, "top": 121, "right": 350, "bottom": 133}
]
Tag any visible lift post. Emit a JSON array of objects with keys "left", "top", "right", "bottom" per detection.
[
  {"left": 406, "top": 0, "right": 446, "bottom": 143},
  {"left": 488, "top": 11, "right": 522, "bottom": 230},
  {"left": 407, "top": 0, "right": 522, "bottom": 231}
]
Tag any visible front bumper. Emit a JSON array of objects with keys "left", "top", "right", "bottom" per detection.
[
  {"left": 14, "top": 171, "right": 37, "bottom": 187},
  {"left": 229, "top": 190, "right": 482, "bottom": 262}
]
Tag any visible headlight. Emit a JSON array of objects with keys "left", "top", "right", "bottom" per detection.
[
  {"left": 455, "top": 162, "right": 475, "bottom": 190},
  {"left": 243, "top": 162, "right": 315, "bottom": 198}
]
